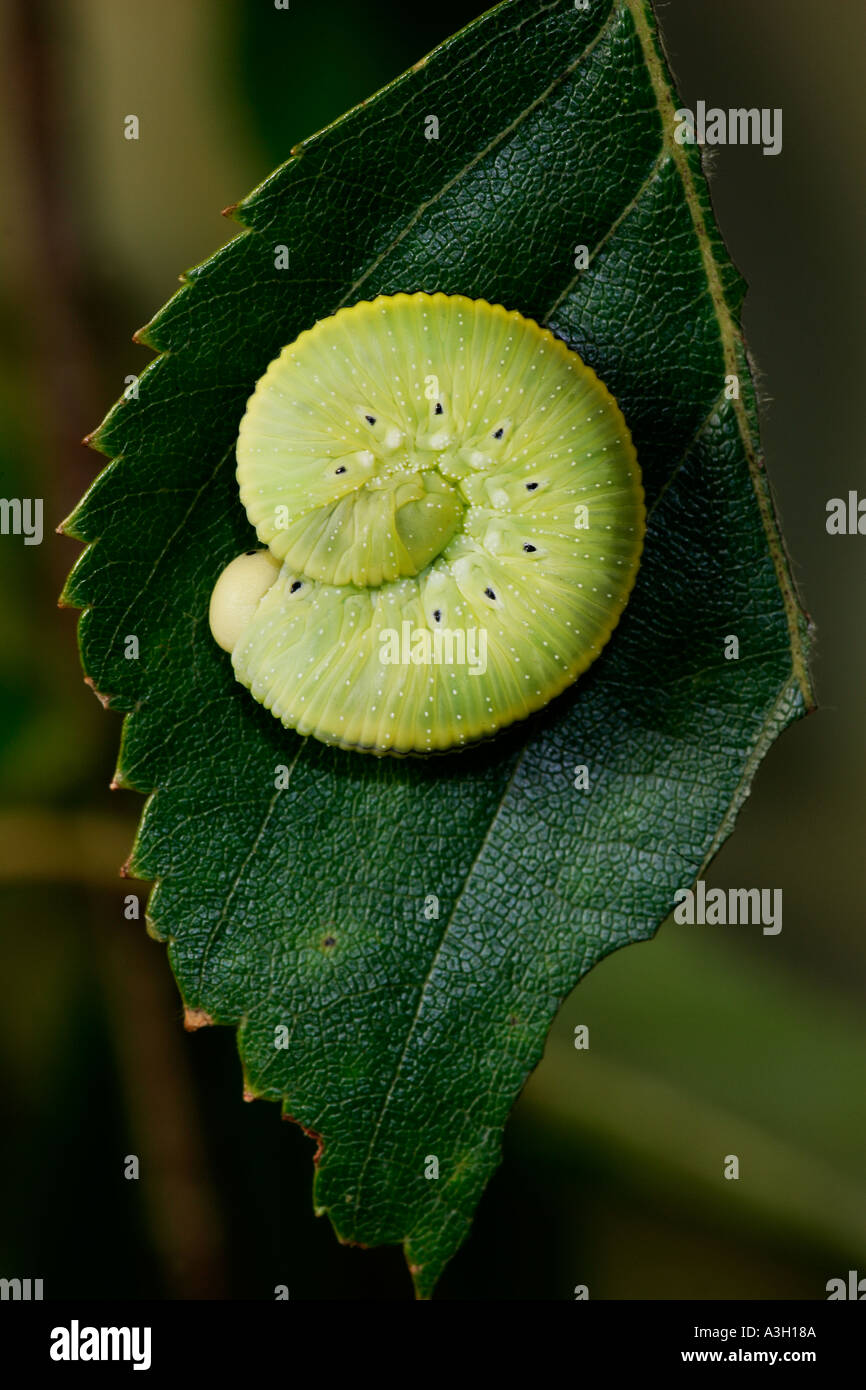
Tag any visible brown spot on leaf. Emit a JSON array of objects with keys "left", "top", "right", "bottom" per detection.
[
  {"left": 284, "top": 1113, "right": 325, "bottom": 1167},
  {"left": 84, "top": 675, "right": 111, "bottom": 709},
  {"left": 336, "top": 1232, "right": 369, "bottom": 1249},
  {"left": 183, "top": 1007, "right": 215, "bottom": 1032}
]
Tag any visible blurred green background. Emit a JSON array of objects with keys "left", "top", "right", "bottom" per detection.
[{"left": 0, "top": 0, "right": 863, "bottom": 1300}]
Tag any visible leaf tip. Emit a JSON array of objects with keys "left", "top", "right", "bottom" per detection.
[
  {"left": 132, "top": 323, "right": 157, "bottom": 349},
  {"left": 57, "top": 504, "right": 88, "bottom": 543},
  {"left": 408, "top": 1259, "right": 434, "bottom": 1301}
]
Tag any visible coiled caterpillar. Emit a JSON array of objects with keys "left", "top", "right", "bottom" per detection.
[{"left": 209, "top": 293, "right": 644, "bottom": 754}]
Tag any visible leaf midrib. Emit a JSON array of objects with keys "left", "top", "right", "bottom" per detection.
[
  {"left": 331, "top": 2, "right": 619, "bottom": 313},
  {"left": 317, "top": 0, "right": 813, "bottom": 1240}
]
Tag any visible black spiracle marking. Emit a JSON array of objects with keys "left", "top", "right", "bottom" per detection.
[{"left": 290, "top": 581, "right": 303, "bottom": 593}]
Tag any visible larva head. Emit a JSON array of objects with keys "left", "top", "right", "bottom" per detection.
[
  {"left": 209, "top": 549, "right": 281, "bottom": 653},
  {"left": 210, "top": 292, "right": 645, "bottom": 755}
]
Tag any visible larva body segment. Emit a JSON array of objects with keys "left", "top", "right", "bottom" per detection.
[{"left": 211, "top": 292, "right": 645, "bottom": 755}]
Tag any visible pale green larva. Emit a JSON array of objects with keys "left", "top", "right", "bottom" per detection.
[{"left": 209, "top": 292, "right": 645, "bottom": 755}]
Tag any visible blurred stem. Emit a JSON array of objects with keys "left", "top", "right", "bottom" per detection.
[
  {"left": 7, "top": 2, "right": 229, "bottom": 1300},
  {"left": 0, "top": 808, "right": 230, "bottom": 1295},
  {"left": 90, "top": 890, "right": 229, "bottom": 1298},
  {"left": 6, "top": 0, "right": 103, "bottom": 566}
]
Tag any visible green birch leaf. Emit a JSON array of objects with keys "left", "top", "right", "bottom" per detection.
[{"left": 61, "top": 0, "right": 813, "bottom": 1297}]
